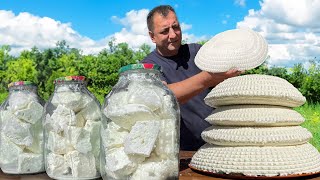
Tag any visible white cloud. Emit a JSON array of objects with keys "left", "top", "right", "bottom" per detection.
[
  {"left": 182, "top": 33, "right": 209, "bottom": 44},
  {"left": 234, "top": 0, "right": 246, "bottom": 7},
  {"left": 111, "top": 9, "right": 149, "bottom": 35},
  {"left": 109, "top": 9, "right": 153, "bottom": 50},
  {"left": 0, "top": 8, "right": 205, "bottom": 56},
  {"left": 0, "top": 10, "right": 107, "bottom": 56},
  {"left": 237, "top": 0, "right": 320, "bottom": 67},
  {"left": 180, "top": 23, "right": 192, "bottom": 31},
  {"left": 222, "top": 14, "right": 231, "bottom": 25}
]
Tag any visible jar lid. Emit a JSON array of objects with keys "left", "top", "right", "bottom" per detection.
[
  {"left": 54, "top": 76, "right": 86, "bottom": 84},
  {"left": 8, "top": 81, "right": 34, "bottom": 88},
  {"left": 119, "top": 63, "right": 161, "bottom": 73}
]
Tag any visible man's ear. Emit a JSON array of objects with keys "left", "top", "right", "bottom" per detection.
[{"left": 149, "top": 31, "right": 156, "bottom": 43}]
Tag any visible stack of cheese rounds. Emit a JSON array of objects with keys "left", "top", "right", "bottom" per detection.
[
  {"left": 191, "top": 28, "right": 320, "bottom": 177},
  {"left": 190, "top": 74, "right": 320, "bottom": 177}
]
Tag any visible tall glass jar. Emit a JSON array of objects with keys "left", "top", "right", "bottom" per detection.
[
  {"left": 0, "top": 81, "right": 44, "bottom": 174},
  {"left": 44, "top": 76, "right": 102, "bottom": 179},
  {"left": 101, "top": 63, "right": 180, "bottom": 180}
]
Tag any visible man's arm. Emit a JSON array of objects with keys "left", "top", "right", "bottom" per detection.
[{"left": 167, "top": 69, "right": 241, "bottom": 104}]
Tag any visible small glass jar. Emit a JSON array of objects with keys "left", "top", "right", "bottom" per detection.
[
  {"left": 101, "top": 63, "right": 180, "bottom": 180},
  {"left": 0, "top": 81, "right": 45, "bottom": 174},
  {"left": 44, "top": 76, "right": 102, "bottom": 179}
]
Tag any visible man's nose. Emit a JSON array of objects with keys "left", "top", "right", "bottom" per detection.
[{"left": 168, "top": 28, "right": 177, "bottom": 39}]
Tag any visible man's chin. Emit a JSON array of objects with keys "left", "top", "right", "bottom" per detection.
[{"left": 168, "top": 44, "right": 180, "bottom": 51}]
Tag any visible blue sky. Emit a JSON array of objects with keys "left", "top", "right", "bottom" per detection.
[
  {"left": 1, "top": 0, "right": 320, "bottom": 67},
  {"left": 1, "top": 0, "right": 259, "bottom": 40}
]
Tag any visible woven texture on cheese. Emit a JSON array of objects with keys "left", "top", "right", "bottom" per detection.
[
  {"left": 205, "top": 105, "right": 304, "bottom": 126},
  {"left": 205, "top": 74, "right": 306, "bottom": 108},
  {"left": 201, "top": 126, "right": 312, "bottom": 146},
  {"left": 194, "top": 28, "right": 268, "bottom": 73},
  {"left": 190, "top": 143, "right": 320, "bottom": 177}
]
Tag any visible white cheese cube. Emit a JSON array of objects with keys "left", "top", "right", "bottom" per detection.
[
  {"left": 14, "top": 101, "right": 44, "bottom": 124},
  {"left": 130, "top": 159, "right": 178, "bottom": 180},
  {"left": 51, "top": 89, "right": 82, "bottom": 112},
  {"left": 64, "top": 126, "right": 92, "bottom": 154},
  {"left": 47, "top": 152, "right": 70, "bottom": 176},
  {"left": 26, "top": 120, "right": 43, "bottom": 153},
  {"left": 157, "top": 95, "right": 177, "bottom": 119},
  {"left": 104, "top": 168, "right": 126, "bottom": 180},
  {"left": 74, "top": 113, "right": 86, "bottom": 127},
  {"left": 77, "top": 97, "right": 101, "bottom": 121},
  {"left": 43, "top": 114, "right": 57, "bottom": 132},
  {"left": 65, "top": 150, "right": 97, "bottom": 178},
  {"left": 78, "top": 94, "right": 93, "bottom": 109},
  {"left": 103, "top": 122, "right": 129, "bottom": 150},
  {"left": 47, "top": 131, "right": 74, "bottom": 154},
  {"left": 2, "top": 111, "right": 33, "bottom": 146},
  {"left": 0, "top": 133, "right": 24, "bottom": 165},
  {"left": 104, "top": 104, "right": 159, "bottom": 130},
  {"left": 155, "top": 118, "right": 178, "bottom": 159},
  {"left": 0, "top": 110, "right": 11, "bottom": 129},
  {"left": 124, "top": 121, "right": 160, "bottom": 157},
  {"left": 18, "top": 153, "right": 44, "bottom": 173},
  {"left": 127, "top": 82, "right": 164, "bottom": 111},
  {"left": 8, "top": 91, "right": 38, "bottom": 112},
  {"left": 105, "top": 147, "right": 144, "bottom": 177},
  {"left": 84, "top": 120, "right": 100, "bottom": 157},
  {"left": 106, "top": 91, "right": 128, "bottom": 108},
  {"left": 50, "top": 105, "right": 76, "bottom": 133}
]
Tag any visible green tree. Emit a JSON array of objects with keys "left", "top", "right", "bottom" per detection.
[
  {"left": 288, "top": 63, "right": 307, "bottom": 90},
  {"left": 244, "top": 62, "right": 269, "bottom": 75},
  {"left": 0, "top": 45, "right": 14, "bottom": 103},
  {"left": 133, "top": 43, "right": 151, "bottom": 62},
  {"left": 4, "top": 54, "right": 38, "bottom": 83},
  {"left": 299, "top": 60, "right": 320, "bottom": 103}
]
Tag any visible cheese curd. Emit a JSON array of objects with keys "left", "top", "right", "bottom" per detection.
[
  {"left": 0, "top": 81, "right": 44, "bottom": 174},
  {"left": 44, "top": 76, "right": 102, "bottom": 179},
  {"left": 101, "top": 64, "right": 180, "bottom": 180}
]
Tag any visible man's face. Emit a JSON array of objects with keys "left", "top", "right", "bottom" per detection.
[{"left": 149, "top": 11, "right": 182, "bottom": 56}]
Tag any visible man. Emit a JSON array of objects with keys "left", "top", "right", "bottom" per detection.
[{"left": 141, "top": 5, "right": 241, "bottom": 150}]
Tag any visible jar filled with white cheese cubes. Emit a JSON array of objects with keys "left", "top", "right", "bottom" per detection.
[
  {"left": 0, "top": 81, "right": 45, "bottom": 174},
  {"left": 101, "top": 63, "right": 180, "bottom": 180},
  {"left": 43, "top": 76, "right": 102, "bottom": 179}
]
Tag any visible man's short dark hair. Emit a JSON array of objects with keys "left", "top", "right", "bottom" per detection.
[{"left": 147, "top": 5, "right": 176, "bottom": 32}]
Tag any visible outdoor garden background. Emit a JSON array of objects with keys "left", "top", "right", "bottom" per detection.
[{"left": 1, "top": 40, "right": 319, "bottom": 150}]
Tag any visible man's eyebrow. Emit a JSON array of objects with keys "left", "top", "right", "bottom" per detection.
[{"left": 160, "top": 22, "right": 179, "bottom": 29}]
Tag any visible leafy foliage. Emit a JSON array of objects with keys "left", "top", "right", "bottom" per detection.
[{"left": 0, "top": 39, "right": 147, "bottom": 104}]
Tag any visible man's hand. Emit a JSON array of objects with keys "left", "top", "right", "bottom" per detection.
[
  {"left": 223, "top": 68, "right": 243, "bottom": 78},
  {"left": 204, "top": 69, "right": 243, "bottom": 88}
]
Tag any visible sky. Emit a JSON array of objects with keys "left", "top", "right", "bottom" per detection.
[{"left": 1, "top": 0, "right": 320, "bottom": 67}]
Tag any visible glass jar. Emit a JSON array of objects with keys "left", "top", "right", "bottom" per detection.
[
  {"left": 0, "top": 81, "right": 45, "bottom": 174},
  {"left": 44, "top": 76, "right": 102, "bottom": 179},
  {"left": 101, "top": 63, "right": 180, "bottom": 180}
]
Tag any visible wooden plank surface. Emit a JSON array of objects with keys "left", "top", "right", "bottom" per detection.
[{"left": 1, "top": 151, "right": 320, "bottom": 180}]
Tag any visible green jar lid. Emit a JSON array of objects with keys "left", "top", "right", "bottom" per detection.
[
  {"left": 54, "top": 76, "right": 86, "bottom": 84},
  {"left": 8, "top": 81, "right": 34, "bottom": 88},
  {"left": 119, "top": 63, "right": 161, "bottom": 73}
]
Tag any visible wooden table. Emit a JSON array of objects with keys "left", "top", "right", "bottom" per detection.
[{"left": 1, "top": 151, "right": 320, "bottom": 180}]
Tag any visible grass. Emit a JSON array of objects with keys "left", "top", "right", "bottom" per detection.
[{"left": 295, "top": 102, "right": 320, "bottom": 151}]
